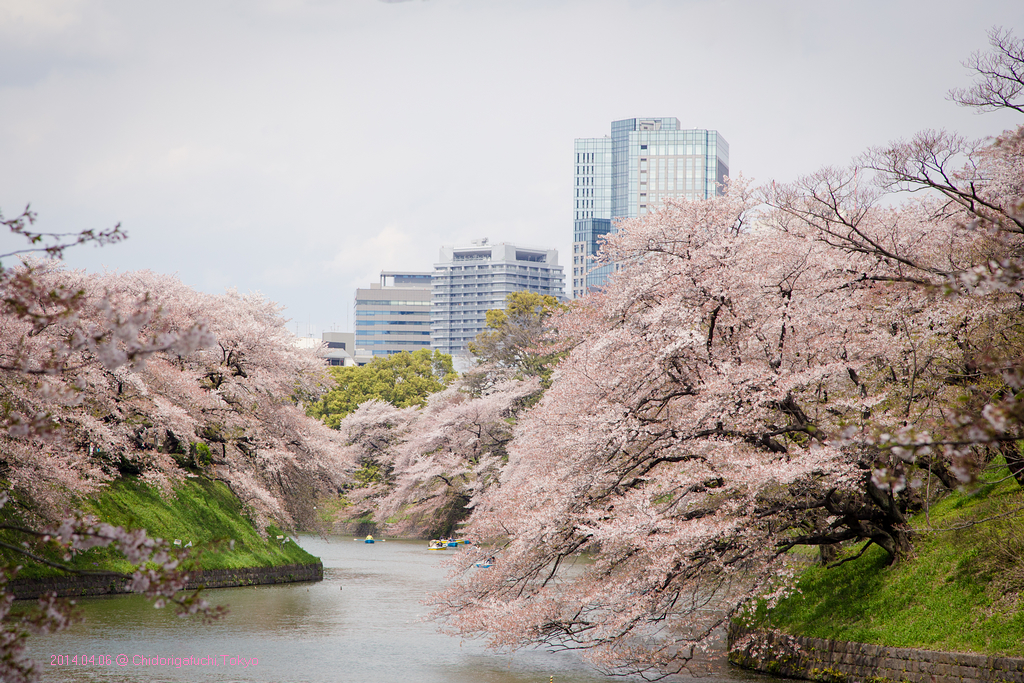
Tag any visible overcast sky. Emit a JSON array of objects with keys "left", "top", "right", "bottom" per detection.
[{"left": 1, "top": 0, "right": 1022, "bottom": 338}]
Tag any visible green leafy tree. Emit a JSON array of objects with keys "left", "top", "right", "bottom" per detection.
[
  {"left": 307, "top": 349, "right": 456, "bottom": 428},
  {"left": 467, "top": 291, "right": 566, "bottom": 383}
]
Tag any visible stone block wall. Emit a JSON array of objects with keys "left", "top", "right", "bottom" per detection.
[
  {"left": 9, "top": 562, "right": 323, "bottom": 599},
  {"left": 728, "top": 626, "right": 1024, "bottom": 683}
]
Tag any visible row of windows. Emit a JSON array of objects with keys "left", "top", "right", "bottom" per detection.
[
  {"left": 444, "top": 263, "right": 553, "bottom": 270},
  {"left": 640, "top": 190, "right": 708, "bottom": 204},
  {"left": 355, "top": 320, "right": 430, "bottom": 326},
  {"left": 431, "top": 318, "right": 498, "bottom": 325},
  {"left": 435, "top": 271, "right": 560, "bottom": 277},
  {"left": 433, "top": 294, "right": 563, "bottom": 305},
  {"left": 435, "top": 284, "right": 562, "bottom": 291},
  {"left": 435, "top": 284, "right": 561, "bottom": 291},
  {"left": 356, "top": 310, "right": 425, "bottom": 316},
  {"left": 435, "top": 267, "right": 558, "bottom": 274},
  {"left": 436, "top": 286, "right": 557, "bottom": 294},
  {"left": 441, "top": 280, "right": 565, "bottom": 288},
  {"left": 432, "top": 307, "right": 560, "bottom": 315},
  {"left": 356, "top": 330, "right": 432, "bottom": 336},
  {"left": 434, "top": 298, "right": 554, "bottom": 306},
  {"left": 359, "top": 340, "right": 432, "bottom": 347},
  {"left": 637, "top": 145, "right": 708, "bottom": 156},
  {"left": 631, "top": 129, "right": 716, "bottom": 143},
  {"left": 640, "top": 158, "right": 705, "bottom": 172},
  {"left": 637, "top": 176, "right": 704, "bottom": 192},
  {"left": 354, "top": 300, "right": 430, "bottom": 307}
]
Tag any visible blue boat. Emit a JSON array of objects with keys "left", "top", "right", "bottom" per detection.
[{"left": 365, "top": 535, "right": 375, "bottom": 544}]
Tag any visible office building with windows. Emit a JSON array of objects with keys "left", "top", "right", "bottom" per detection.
[
  {"left": 354, "top": 271, "right": 433, "bottom": 358},
  {"left": 431, "top": 240, "right": 565, "bottom": 357},
  {"left": 571, "top": 117, "right": 729, "bottom": 298}
]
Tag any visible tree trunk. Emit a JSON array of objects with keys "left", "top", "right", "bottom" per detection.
[
  {"left": 871, "top": 525, "right": 913, "bottom": 565},
  {"left": 818, "top": 543, "right": 840, "bottom": 566},
  {"left": 1000, "top": 441, "right": 1024, "bottom": 488}
]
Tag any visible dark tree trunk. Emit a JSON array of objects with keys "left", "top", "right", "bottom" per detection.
[
  {"left": 1000, "top": 441, "right": 1024, "bottom": 488},
  {"left": 818, "top": 543, "right": 840, "bottom": 566}
]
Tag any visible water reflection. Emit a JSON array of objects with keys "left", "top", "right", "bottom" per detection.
[{"left": 26, "top": 536, "right": 772, "bottom": 683}]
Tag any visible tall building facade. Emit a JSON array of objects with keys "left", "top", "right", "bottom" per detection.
[
  {"left": 354, "top": 271, "right": 433, "bottom": 358},
  {"left": 431, "top": 240, "right": 565, "bottom": 356},
  {"left": 571, "top": 117, "right": 730, "bottom": 298}
]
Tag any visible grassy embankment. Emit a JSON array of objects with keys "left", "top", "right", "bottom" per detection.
[
  {"left": 755, "top": 460, "right": 1024, "bottom": 656},
  {"left": 0, "top": 476, "right": 318, "bottom": 580}
]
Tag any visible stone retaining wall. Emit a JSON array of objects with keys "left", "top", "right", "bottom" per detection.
[
  {"left": 728, "top": 626, "right": 1024, "bottom": 683},
  {"left": 10, "top": 562, "right": 323, "bottom": 600}
]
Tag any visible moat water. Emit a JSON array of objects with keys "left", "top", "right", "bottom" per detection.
[{"left": 27, "top": 536, "right": 780, "bottom": 683}]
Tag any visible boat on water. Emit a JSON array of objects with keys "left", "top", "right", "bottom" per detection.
[
  {"left": 364, "top": 535, "right": 375, "bottom": 544},
  {"left": 428, "top": 538, "right": 472, "bottom": 549}
]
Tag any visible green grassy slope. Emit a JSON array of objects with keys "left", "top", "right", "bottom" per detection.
[
  {"left": 1, "top": 476, "right": 318, "bottom": 580},
  {"left": 758, "top": 463, "right": 1024, "bottom": 656}
]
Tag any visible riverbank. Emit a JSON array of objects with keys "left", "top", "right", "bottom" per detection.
[
  {"left": 748, "top": 460, "right": 1024, "bottom": 657},
  {"left": 731, "top": 459, "right": 1024, "bottom": 681},
  {"left": 1, "top": 475, "right": 322, "bottom": 594},
  {"left": 728, "top": 625, "right": 1024, "bottom": 683}
]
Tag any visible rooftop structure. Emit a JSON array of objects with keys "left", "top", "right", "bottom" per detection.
[{"left": 320, "top": 331, "right": 358, "bottom": 367}]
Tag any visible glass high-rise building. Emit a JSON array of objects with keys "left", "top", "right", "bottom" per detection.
[
  {"left": 571, "top": 117, "right": 730, "bottom": 298},
  {"left": 431, "top": 240, "right": 565, "bottom": 357}
]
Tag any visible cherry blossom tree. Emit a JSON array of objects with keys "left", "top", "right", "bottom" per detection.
[
  {"left": 428, "top": 32, "right": 1024, "bottom": 676},
  {"left": 331, "top": 373, "right": 541, "bottom": 538},
  {"left": 763, "top": 26, "right": 1024, "bottom": 487},
  {"left": 1, "top": 261, "right": 350, "bottom": 531},
  {"left": 374, "top": 377, "right": 540, "bottom": 537},
  {"left": 949, "top": 27, "right": 1024, "bottom": 115},
  {"left": 430, "top": 182, "right": 889, "bottom": 678},
  {"left": 0, "top": 212, "right": 223, "bottom": 682},
  {"left": 0, "top": 211, "right": 351, "bottom": 681}
]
